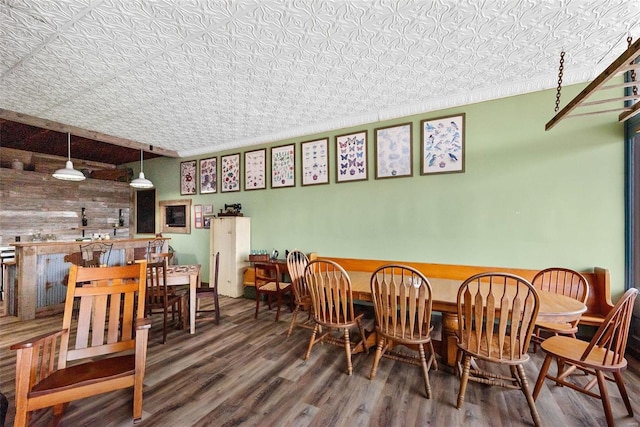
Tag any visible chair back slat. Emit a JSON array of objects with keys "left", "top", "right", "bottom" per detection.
[
  {"left": 371, "top": 265, "right": 433, "bottom": 342},
  {"left": 305, "top": 259, "right": 355, "bottom": 326},
  {"left": 287, "top": 250, "right": 310, "bottom": 306},
  {"left": 60, "top": 263, "right": 147, "bottom": 365},
  {"left": 582, "top": 288, "right": 638, "bottom": 365},
  {"left": 532, "top": 267, "right": 589, "bottom": 303},
  {"left": 457, "top": 273, "right": 539, "bottom": 361}
]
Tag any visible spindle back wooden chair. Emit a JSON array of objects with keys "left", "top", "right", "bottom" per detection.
[
  {"left": 456, "top": 272, "right": 541, "bottom": 427},
  {"left": 304, "top": 259, "right": 368, "bottom": 375},
  {"left": 369, "top": 264, "right": 437, "bottom": 398},
  {"left": 531, "top": 267, "right": 589, "bottom": 352},
  {"left": 10, "top": 262, "right": 150, "bottom": 426},
  {"left": 286, "top": 250, "right": 313, "bottom": 337},
  {"left": 533, "top": 288, "right": 638, "bottom": 427}
]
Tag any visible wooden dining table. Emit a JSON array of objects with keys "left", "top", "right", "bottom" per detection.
[{"left": 345, "top": 270, "right": 587, "bottom": 367}]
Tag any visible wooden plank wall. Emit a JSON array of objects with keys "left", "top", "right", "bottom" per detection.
[{"left": 0, "top": 167, "right": 133, "bottom": 245}]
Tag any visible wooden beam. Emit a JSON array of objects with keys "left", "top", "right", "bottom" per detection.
[
  {"left": 0, "top": 109, "right": 179, "bottom": 157},
  {"left": 546, "top": 38, "right": 640, "bottom": 131}
]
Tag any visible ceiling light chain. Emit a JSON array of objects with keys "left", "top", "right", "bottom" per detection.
[{"left": 554, "top": 50, "right": 565, "bottom": 113}]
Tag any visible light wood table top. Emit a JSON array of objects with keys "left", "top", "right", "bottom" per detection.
[{"left": 346, "top": 271, "right": 587, "bottom": 323}]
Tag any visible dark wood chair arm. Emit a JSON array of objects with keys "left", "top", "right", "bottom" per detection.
[
  {"left": 9, "top": 329, "right": 67, "bottom": 350},
  {"left": 135, "top": 318, "right": 152, "bottom": 330}
]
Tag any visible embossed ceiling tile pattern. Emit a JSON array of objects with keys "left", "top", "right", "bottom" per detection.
[{"left": 1, "top": 0, "right": 640, "bottom": 157}]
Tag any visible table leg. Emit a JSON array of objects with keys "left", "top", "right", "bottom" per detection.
[
  {"left": 189, "top": 275, "right": 196, "bottom": 334},
  {"left": 441, "top": 312, "right": 459, "bottom": 367}
]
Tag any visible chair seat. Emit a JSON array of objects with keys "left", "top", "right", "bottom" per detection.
[
  {"left": 30, "top": 354, "right": 134, "bottom": 397},
  {"left": 540, "top": 335, "right": 627, "bottom": 371},
  {"left": 258, "top": 281, "right": 291, "bottom": 292},
  {"left": 458, "top": 333, "right": 530, "bottom": 365}
]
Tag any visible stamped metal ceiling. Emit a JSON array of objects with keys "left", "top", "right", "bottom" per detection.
[{"left": 1, "top": 0, "right": 640, "bottom": 161}]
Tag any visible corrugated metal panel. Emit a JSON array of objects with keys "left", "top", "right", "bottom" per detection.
[{"left": 37, "top": 254, "right": 67, "bottom": 308}]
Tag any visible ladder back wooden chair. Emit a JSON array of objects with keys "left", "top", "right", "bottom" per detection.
[
  {"left": 10, "top": 262, "right": 151, "bottom": 426},
  {"left": 456, "top": 272, "right": 541, "bottom": 427},
  {"left": 286, "top": 250, "right": 313, "bottom": 337},
  {"left": 304, "top": 259, "right": 368, "bottom": 375},
  {"left": 195, "top": 251, "right": 220, "bottom": 324},
  {"left": 531, "top": 267, "right": 589, "bottom": 352},
  {"left": 145, "top": 258, "right": 187, "bottom": 343},
  {"left": 254, "top": 262, "right": 292, "bottom": 321},
  {"left": 533, "top": 288, "right": 638, "bottom": 427},
  {"left": 369, "top": 264, "right": 437, "bottom": 398}
]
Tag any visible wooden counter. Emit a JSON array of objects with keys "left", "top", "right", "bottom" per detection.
[{"left": 11, "top": 238, "right": 164, "bottom": 320}]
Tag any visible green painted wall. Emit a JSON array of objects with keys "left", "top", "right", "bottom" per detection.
[{"left": 136, "top": 84, "right": 626, "bottom": 298}]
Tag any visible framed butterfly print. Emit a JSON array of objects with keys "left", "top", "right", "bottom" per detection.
[
  {"left": 301, "top": 138, "right": 329, "bottom": 186},
  {"left": 244, "top": 148, "right": 266, "bottom": 190},
  {"left": 335, "top": 130, "right": 367, "bottom": 183},
  {"left": 421, "top": 113, "right": 465, "bottom": 175},
  {"left": 375, "top": 122, "right": 413, "bottom": 179},
  {"left": 221, "top": 153, "right": 241, "bottom": 193},
  {"left": 180, "top": 160, "right": 197, "bottom": 195},
  {"left": 199, "top": 157, "right": 217, "bottom": 194},
  {"left": 271, "top": 144, "right": 295, "bottom": 188}
]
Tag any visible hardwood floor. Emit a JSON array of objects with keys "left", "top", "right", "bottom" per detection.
[{"left": 1, "top": 296, "right": 640, "bottom": 426}]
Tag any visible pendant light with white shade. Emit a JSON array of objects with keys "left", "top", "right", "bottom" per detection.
[
  {"left": 52, "top": 133, "right": 86, "bottom": 181},
  {"left": 130, "top": 149, "right": 154, "bottom": 189}
]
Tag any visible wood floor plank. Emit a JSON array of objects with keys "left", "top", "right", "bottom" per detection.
[{"left": 2, "top": 296, "right": 640, "bottom": 426}]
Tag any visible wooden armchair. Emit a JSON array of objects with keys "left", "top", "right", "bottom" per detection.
[
  {"left": 533, "top": 288, "right": 639, "bottom": 427},
  {"left": 10, "top": 262, "right": 150, "bottom": 426},
  {"left": 456, "top": 273, "right": 541, "bottom": 427},
  {"left": 369, "top": 264, "right": 437, "bottom": 398}
]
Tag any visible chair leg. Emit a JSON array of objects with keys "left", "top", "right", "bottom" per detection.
[
  {"left": 304, "top": 324, "right": 320, "bottom": 360},
  {"left": 356, "top": 318, "right": 368, "bottom": 353},
  {"left": 344, "top": 328, "right": 353, "bottom": 376},
  {"left": 287, "top": 306, "right": 300, "bottom": 337},
  {"left": 428, "top": 340, "right": 438, "bottom": 371},
  {"left": 517, "top": 363, "right": 541, "bottom": 427},
  {"left": 533, "top": 354, "right": 553, "bottom": 400},
  {"left": 275, "top": 293, "right": 282, "bottom": 322},
  {"left": 596, "top": 370, "right": 615, "bottom": 427},
  {"left": 162, "top": 306, "right": 168, "bottom": 344},
  {"left": 457, "top": 353, "right": 471, "bottom": 409},
  {"left": 254, "top": 293, "right": 260, "bottom": 319},
  {"left": 370, "top": 336, "right": 385, "bottom": 380},
  {"left": 613, "top": 370, "right": 634, "bottom": 416},
  {"left": 418, "top": 343, "right": 432, "bottom": 399},
  {"left": 214, "top": 291, "right": 220, "bottom": 325}
]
